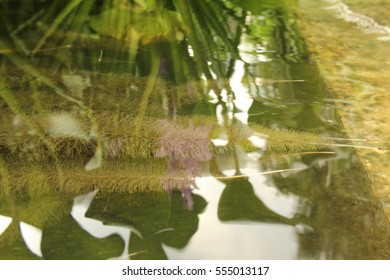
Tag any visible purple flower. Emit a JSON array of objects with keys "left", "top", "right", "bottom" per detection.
[
  {"left": 155, "top": 120, "right": 212, "bottom": 161},
  {"left": 156, "top": 120, "right": 211, "bottom": 209},
  {"left": 182, "top": 158, "right": 202, "bottom": 178}
]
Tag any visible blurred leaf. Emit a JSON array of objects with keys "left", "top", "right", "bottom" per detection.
[
  {"left": 134, "top": 0, "right": 148, "bottom": 10},
  {"left": 158, "top": 193, "right": 207, "bottom": 248},
  {"left": 0, "top": 225, "right": 41, "bottom": 260},
  {"left": 129, "top": 232, "right": 167, "bottom": 259},
  {"left": 41, "top": 214, "right": 124, "bottom": 259},
  {"left": 238, "top": 0, "right": 285, "bottom": 13},
  {"left": 136, "top": 9, "right": 189, "bottom": 45},
  {"left": 33, "top": 0, "right": 84, "bottom": 53},
  {"left": 90, "top": 5, "right": 189, "bottom": 45},
  {"left": 0, "top": 195, "right": 71, "bottom": 259},
  {"left": 218, "top": 177, "right": 298, "bottom": 225},
  {"left": 90, "top": 5, "right": 137, "bottom": 41},
  {"left": 86, "top": 191, "right": 206, "bottom": 259}
]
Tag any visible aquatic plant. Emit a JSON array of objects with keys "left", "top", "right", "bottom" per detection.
[
  {"left": 0, "top": 195, "right": 70, "bottom": 248},
  {"left": 156, "top": 120, "right": 212, "bottom": 161},
  {"left": 250, "top": 123, "right": 334, "bottom": 153},
  {"left": 156, "top": 120, "right": 212, "bottom": 209},
  {"left": 0, "top": 111, "right": 339, "bottom": 158}
]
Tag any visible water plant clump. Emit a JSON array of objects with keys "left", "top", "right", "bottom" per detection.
[
  {"left": 250, "top": 124, "right": 334, "bottom": 153},
  {"left": 0, "top": 111, "right": 335, "bottom": 160},
  {"left": 1, "top": 159, "right": 170, "bottom": 196},
  {"left": 0, "top": 104, "right": 340, "bottom": 199}
]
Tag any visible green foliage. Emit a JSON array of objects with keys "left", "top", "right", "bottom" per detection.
[
  {"left": 0, "top": 195, "right": 70, "bottom": 248},
  {"left": 41, "top": 214, "right": 124, "bottom": 260},
  {"left": 2, "top": 159, "right": 170, "bottom": 195},
  {"left": 90, "top": 4, "right": 189, "bottom": 45},
  {"left": 238, "top": 0, "right": 286, "bottom": 13},
  {"left": 0, "top": 111, "right": 333, "bottom": 160},
  {"left": 86, "top": 191, "right": 207, "bottom": 260},
  {"left": 250, "top": 123, "right": 333, "bottom": 153},
  {"left": 218, "top": 177, "right": 301, "bottom": 225},
  {"left": 1, "top": 0, "right": 389, "bottom": 261}
]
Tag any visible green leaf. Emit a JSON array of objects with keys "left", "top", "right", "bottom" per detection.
[
  {"left": 90, "top": 5, "right": 188, "bottom": 44},
  {"left": 218, "top": 177, "right": 298, "bottom": 225},
  {"left": 86, "top": 192, "right": 207, "bottom": 260},
  {"left": 238, "top": 0, "right": 286, "bottom": 14},
  {"left": 41, "top": 215, "right": 124, "bottom": 259}
]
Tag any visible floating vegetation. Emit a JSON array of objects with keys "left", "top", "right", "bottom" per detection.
[
  {"left": 0, "top": 64, "right": 379, "bottom": 202},
  {"left": 249, "top": 124, "right": 331, "bottom": 153},
  {"left": 0, "top": 111, "right": 337, "bottom": 160},
  {"left": 1, "top": 160, "right": 170, "bottom": 196},
  {"left": 0, "top": 101, "right": 344, "bottom": 198}
]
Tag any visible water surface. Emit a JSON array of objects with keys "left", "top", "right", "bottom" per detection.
[{"left": 0, "top": 0, "right": 389, "bottom": 259}]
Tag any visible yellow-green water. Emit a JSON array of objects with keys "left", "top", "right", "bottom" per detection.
[
  {"left": 0, "top": 0, "right": 389, "bottom": 259},
  {"left": 298, "top": 0, "right": 390, "bottom": 228}
]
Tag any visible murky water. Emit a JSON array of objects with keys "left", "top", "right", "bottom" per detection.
[{"left": 0, "top": 0, "right": 389, "bottom": 259}]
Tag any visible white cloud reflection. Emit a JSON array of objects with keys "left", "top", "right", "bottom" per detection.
[
  {"left": 0, "top": 215, "right": 12, "bottom": 236},
  {"left": 19, "top": 222, "right": 43, "bottom": 257}
]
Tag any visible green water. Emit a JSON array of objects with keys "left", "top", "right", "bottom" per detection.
[{"left": 0, "top": 0, "right": 389, "bottom": 259}]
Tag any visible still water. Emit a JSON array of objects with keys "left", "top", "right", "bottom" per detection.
[{"left": 0, "top": 0, "right": 389, "bottom": 259}]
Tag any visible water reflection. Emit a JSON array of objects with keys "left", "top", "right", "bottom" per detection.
[
  {"left": 86, "top": 191, "right": 207, "bottom": 260},
  {"left": 71, "top": 190, "right": 134, "bottom": 259},
  {"left": 19, "top": 222, "right": 43, "bottom": 257},
  {"left": 166, "top": 177, "right": 299, "bottom": 260},
  {"left": 325, "top": 1, "right": 390, "bottom": 41},
  {"left": 0, "top": 215, "right": 13, "bottom": 236},
  {"left": 0, "top": 195, "right": 70, "bottom": 259},
  {"left": 218, "top": 177, "right": 300, "bottom": 225},
  {"left": 0, "top": 0, "right": 389, "bottom": 260}
]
